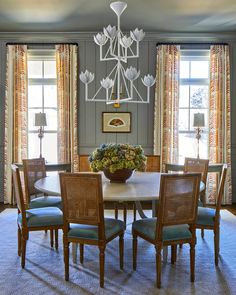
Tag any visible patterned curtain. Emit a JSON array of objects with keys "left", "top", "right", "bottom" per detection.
[
  {"left": 154, "top": 45, "right": 180, "bottom": 171},
  {"left": 56, "top": 44, "right": 79, "bottom": 172},
  {"left": 4, "top": 45, "right": 28, "bottom": 204},
  {"left": 208, "top": 45, "right": 232, "bottom": 204}
]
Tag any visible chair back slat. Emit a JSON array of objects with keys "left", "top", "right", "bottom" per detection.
[
  {"left": 156, "top": 173, "right": 201, "bottom": 240},
  {"left": 23, "top": 158, "right": 47, "bottom": 204},
  {"left": 184, "top": 157, "right": 209, "bottom": 184},
  {"left": 60, "top": 173, "right": 104, "bottom": 229},
  {"left": 145, "top": 155, "right": 160, "bottom": 172},
  {"left": 215, "top": 164, "right": 228, "bottom": 220},
  {"left": 11, "top": 164, "right": 26, "bottom": 219}
]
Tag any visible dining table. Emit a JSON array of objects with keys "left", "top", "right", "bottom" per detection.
[
  {"left": 34, "top": 171, "right": 164, "bottom": 217},
  {"left": 34, "top": 171, "right": 205, "bottom": 263}
]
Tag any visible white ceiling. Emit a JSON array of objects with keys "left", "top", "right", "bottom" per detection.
[{"left": 1, "top": 0, "right": 236, "bottom": 33}]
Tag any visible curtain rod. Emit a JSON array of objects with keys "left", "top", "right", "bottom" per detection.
[
  {"left": 6, "top": 42, "right": 78, "bottom": 46},
  {"left": 156, "top": 42, "right": 228, "bottom": 46}
]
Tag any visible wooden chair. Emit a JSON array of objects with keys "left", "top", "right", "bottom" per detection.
[
  {"left": 79, "top": 154, "right": 133, "bottom": 229},
  {"left": 23, "top": 158, "right": 63, "bottom": 247},
  {"left": 196, "top": 164, "right": 227, "bottom": 266},
  {"left": 131, "top": 155, "right": 160, "bottom": 221},
  {"left": 23, "top": 158, "right": 62, "bottom": 209},
  {"left": 79, "top": 155, "right": 91, "bottom": 172},
  {"left": 11, "top": 164, "right": 63, "bottom": 268},
  {"left": 59, "top": 172, "right": 124, "bottom": 288},
  {"left": 184, "top": 157, "right": 209, "bottom": 206},
  {"left": 132, "top": 173, "right": 201, "bottom": 288},
  {"left": 184, "top": 157, "right": 209, "bottom": 238}
]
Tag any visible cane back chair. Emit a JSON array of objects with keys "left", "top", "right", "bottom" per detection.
[
  {"left": 59, "top": 172, "right": 124, "bottom": 288},
  {"left": 11, "top": 164, "right": 63, "bottom": 268},
  {"left": 132, "top": 173, "right": 201, "bottom": 288}
]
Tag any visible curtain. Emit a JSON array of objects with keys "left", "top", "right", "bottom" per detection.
[
  {"left": 56, "top": 44, "right": 79, "bottom": 172},
  {"left": 4, "top": 45, "right": 28, "bottom": 204},
  {"left": 208, "top": 45, "right": 232, "bottom": 204},
  {"left": 154, "top": 45, "right": 180, "bottom": 171}
]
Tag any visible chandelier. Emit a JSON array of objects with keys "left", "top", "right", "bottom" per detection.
[{"left": 79, "top": 1, "right": 156, "bottom": 108}]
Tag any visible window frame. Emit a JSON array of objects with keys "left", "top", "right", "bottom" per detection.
[
  {"left": 178, "top": 49, "right": 210, "bottom": 160},
  {"left": 27, "top": 49, "right": 58, "bottom": 160}
]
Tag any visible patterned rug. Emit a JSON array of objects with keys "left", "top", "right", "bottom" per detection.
[{"left": 0, "top": 209, "right": 236, "bottom": 295}]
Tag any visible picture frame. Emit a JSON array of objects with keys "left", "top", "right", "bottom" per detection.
[{"left": 102, "top": 112, "right": 131, "bottom": 133}]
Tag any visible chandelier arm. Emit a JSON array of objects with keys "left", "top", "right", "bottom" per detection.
[
  {"left": 100, "top": 43, "right": 117, "bottom": 61},
  {"left": 125, "top": 42, "right": 139, "bottom": 59},
  {"left": 120, "top": 63, "right": 130, "bottom": 97},
  {"left": 91, "top": 85, "right": 104, "bottom": 101},
  {"left": 132, "top": 84, "right": 145, "bottom": 102},
  {"left": 111, "top": 36, "right": 118, "bottom": 57},
  {"left": 107, "top": 63, "right": 119, "bottom": 79},
  {"left": 109, "top": 67, "right": 118, "bottom": 101}
]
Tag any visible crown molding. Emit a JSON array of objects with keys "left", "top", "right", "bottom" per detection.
[{"left": 0, "top": 31, "right": 236, "bottom": 43}]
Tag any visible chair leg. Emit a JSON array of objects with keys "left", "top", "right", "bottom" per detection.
[
  {"left": 190, "top": 243, "right": 195, "bottom": 282},
  {"left": 133, "top": 234, "right": 137, "bottom": 270},
  {"left": 201, "top": 191, "right": 206, "bottom": 238},
  {"left": 55, "top": 229, "right": 58, "bottom": 250},
  {"left": 115, "top": 203, "right": 118, "bottom": 219},
  {"left": 123, "top": 202, "right": 127, "bottom": 230},
  {"left": 201, "top": 229, "right": 205, "bottom": 238},
  {"left": 99, "top": 245, "right": 106, "bottom": 288},
  {"left": 201, "top": 191, "right": 206, "bottom": 207},
  {"left": 133, "top": 202, "right": 136, "bottom": 221},
  {"left": 50, "top": 230, "right": 54, "bottom": 248},
  {"left": 156, "top": 245, "right": 162, "bottom": 288},
  {"left": 18, "top": 227, "right": 21, "bottom": 256},
  {"left": 21, "top": 235, "right": 27, "bottom": 268},
  {"left": 64, "top": 238, "right": 70, "bottom": 281},
  {"left": 72, "top": 243, "right": 78, "bottom": 264},
  {"left": 171, "top": 245, "right": 177, "bottom": 264},
  {"left": 214, "top": 227, "right": 220, "bottom": 266},
  {"left": 119, "top": 233, "right": 124, "bottom": 270},
  {"left": 80, "top": 244, "right": 84, "bottom": 264}
]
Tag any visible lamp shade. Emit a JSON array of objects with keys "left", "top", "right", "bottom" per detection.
[
  {"left": 34, "top": 112, "right": 47, "bottom": 127},
  {"left": 193, "top": 113, "right": 205, "bottom": 127}
]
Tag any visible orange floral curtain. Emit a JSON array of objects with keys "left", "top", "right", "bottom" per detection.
[
  {"left": 208, "top": 45, "right": 232, "bottom": 204},
  {"left": 56, "top": 44, "right": 79, "bottom": 172},
  {"left": 154, "top": 45, "right": 180, "bottom": 171},
  {"left": 4, "top": 45, "right": 28, "bottom": 204}
]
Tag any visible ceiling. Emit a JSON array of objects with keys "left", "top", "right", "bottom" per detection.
[{"left": 1, "top": 0, "right": 236, "bottom": 33}]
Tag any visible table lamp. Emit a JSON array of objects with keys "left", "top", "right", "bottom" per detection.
[
  {"left": 193, "top": 113, "right": 205, "bottom": 158},
  {"left": 34, "top": 112, "right": 47, "bottom": 158}
]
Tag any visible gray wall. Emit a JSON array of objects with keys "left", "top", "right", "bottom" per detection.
[{"left": 0, "top": 32, "right": 236, "bottom": 203}]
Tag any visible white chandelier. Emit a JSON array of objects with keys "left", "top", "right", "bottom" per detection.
[{"left": 79, "top": 1, "right": 156, "bottom": 108}]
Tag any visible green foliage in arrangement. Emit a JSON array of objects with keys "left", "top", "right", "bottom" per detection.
[{"left": 89, "top": 143, "right": 146, "bottom": 173}]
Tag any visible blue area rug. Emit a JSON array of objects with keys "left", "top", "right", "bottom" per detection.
[{"left": 0, "top": 209, "right": 236, "bottom": 295}]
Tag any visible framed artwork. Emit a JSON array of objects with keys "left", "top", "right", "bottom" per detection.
[{"left": 102, "top": 112, "right": 131, "bottom": 133}]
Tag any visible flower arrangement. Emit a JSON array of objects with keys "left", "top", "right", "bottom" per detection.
[{"left": 89, "top": 143, "right": 146, "bottom": 173}]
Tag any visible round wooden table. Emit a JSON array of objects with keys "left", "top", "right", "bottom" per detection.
[{"left": 34, "top": 171, "right": 161, "bottom": 202}]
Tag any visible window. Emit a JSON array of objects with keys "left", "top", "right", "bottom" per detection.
[
  {"left": 27, "top": 49, "right": 58, "bottom": 162},
  {"left": 178, "top": 49, "right": 210, "bottom": 163}
]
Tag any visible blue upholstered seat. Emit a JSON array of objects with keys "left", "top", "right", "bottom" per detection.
[
  {"left": 18, "top": 207, "right": 63, "bottom": 227},
  {"left": 29, "top": 196, "right": 62, "bottom": 209},
  {"left": 197, "top": 207, "right": 216, "bottom": 227},
  {"left": 68, "top": 218, "right": 124, "bottom": 240},
  {"left": 132, "top": 218, "right": 192, "bottom": 241}
]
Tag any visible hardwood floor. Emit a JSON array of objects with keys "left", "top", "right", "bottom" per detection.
[{"left": 1, "top": 202, "right": 236, "bottom": 215}]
